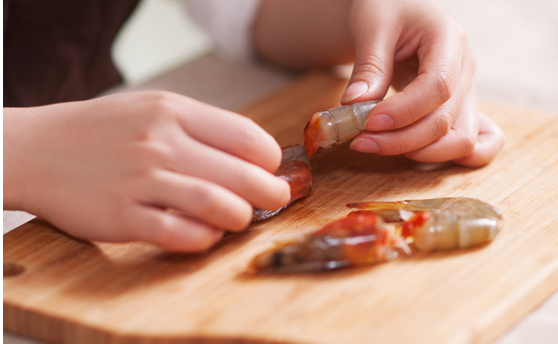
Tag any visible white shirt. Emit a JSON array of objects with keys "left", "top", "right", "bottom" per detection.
[{"left": 185, "top": 0, "right": 262, "bottom": 63}]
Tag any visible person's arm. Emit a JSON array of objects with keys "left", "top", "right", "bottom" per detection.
[
  {"left": 3, "top": 91, "right": 290, "bottom": 251},
  {"left": 253, "top": 0, "right": 505, "bottom": 167},
  {"left": 254, "top": 0, "right": 353, "bottom": 69}
]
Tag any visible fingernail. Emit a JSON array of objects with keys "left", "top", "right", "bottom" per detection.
[
  {"left": 341, "top": 81, "right": 369, "bottom": 103},
  {"left": 365, "top": 114, "right": 393, "bottom": 131},
  {"left": 350, "top": 138, "right": 379, "bottom": 153},
  {"left": 281, "top": 179, "right": 292, "bottom": 204}
]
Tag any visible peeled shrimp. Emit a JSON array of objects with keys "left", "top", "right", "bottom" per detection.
[
  {"left": 303, "top": 101, "right": 379, "bottom": 156},
  {"left": 253, "top": 145, "right": 313, "bottom": 222}
]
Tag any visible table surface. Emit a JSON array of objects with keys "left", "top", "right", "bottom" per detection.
[{"left": 4, "top": 59, "right": 558, "bottom": 344}]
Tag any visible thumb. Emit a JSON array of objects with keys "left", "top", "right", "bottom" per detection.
[{"left": 341, "top": 32, "right": 396, "bottom": 105}]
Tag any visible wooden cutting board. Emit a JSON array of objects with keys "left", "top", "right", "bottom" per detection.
[{"left": 4, "top": 71, "right": 558, "bottom": 344}]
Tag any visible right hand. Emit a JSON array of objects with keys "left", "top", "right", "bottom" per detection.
[
  {"left": 254, "top": 0, "right": 505, "bottom": 167},
  {"left": 342, "top": 0, "right": 505, "bottom": 167},
  {"left": 3, "top": 91, "right": 290, "bottom": 252}
]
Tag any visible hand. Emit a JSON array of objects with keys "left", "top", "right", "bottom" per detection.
[
  {"left": 3, "top": 91, "right": 290, "bottom": 252},
  {"left": 342, "top": 0, "right": 504, "bottom": 166}
]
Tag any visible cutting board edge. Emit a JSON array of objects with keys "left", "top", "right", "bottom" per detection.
[
  {"left": 3, "top": 300, "right": 301, "bottom": 344},
  {"left": 5, "top": 255, "right": 558, "bottom": 344},
  {"left": 446, "top": 256, "right": 558, "bottom": 344}
]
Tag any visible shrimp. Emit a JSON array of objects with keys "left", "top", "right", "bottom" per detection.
[
  {"left": 249, "top": 198, "right": 503, "bottom": 273},
  {"left": 249, "top": 212, "right": 405, "bottom": 273},
  {"left": 347, "top": 198, "right": 504, "bottom": 251},
  {"left": 303, "top": 101, "right": 379, "bottom": 156},
  {"left": 253, "top": 145, "right": 313, "bottom": 222}
]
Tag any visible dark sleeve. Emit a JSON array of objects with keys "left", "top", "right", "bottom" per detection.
[{"left": 3, "top": 0, "right": 139, "bottom": 107}]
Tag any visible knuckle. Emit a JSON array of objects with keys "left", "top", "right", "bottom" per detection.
[
  {"left": 401, "top": 101, "right": 424, "bottom": 125},
  {"left": 187, "top": 182, "right": 251, "bottom": 230},
  {"left": 128, "top": 94, "right": 180, "bottom": 152},
  {"left": 433, "top": 112, "right": 453, "bottom": 139},
  {"left": 233, "top": 166, "right": 281, "bottom": 211},
  {"left": 394, "top": 139, "right": 409, "bottom": 155},
  {"left": 143, "top": 91, "right": 181, "bottom": 121},
  {"left": 355, "top": 53, "right": 386, "bottom": 77},
  {"left": 143, "top": 214, "right": 176, "bottom": 247},
  {"left": 458, "top": 131, "right": 477, "bottom": 156},
  {"left": 190, "top": 184, "right": 222, "bottom": 219},
  {"left": 371, "top": 135, "right": 410, "bottom": 156},
  {"left": 432, "top": 71, "right": 454, "bottom": 104},
  {"left": 234, "top": 118, "right": 263, "bottom": 153},
  {"left": 233, "top": 164, "right": 255, "bottom": 190}
]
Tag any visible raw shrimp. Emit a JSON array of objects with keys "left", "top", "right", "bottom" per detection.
[
  {"left": 249, "top": 212, "right": 406, "bottom": 273},
  {"left": 249, "top": 198, "right": 503, "bottom": 273},
  {"left": 253, "top": 145, "right": 313, "bottom": 222},
  {"left": 347, "top": 198, "right": 504, "bottom": 251},
  {"left": 303, "top": 101, "right": 379, "bottom": 156}
]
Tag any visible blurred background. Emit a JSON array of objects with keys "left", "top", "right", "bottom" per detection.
[
  {"left": 111, "top": 0, "right": 558, "bottom": 112},
  {"left": 4, "top": 0, "right": 558, "bottom": 343}
]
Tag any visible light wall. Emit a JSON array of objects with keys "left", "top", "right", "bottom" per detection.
[{"left": 112, "top": 0, "right": 212, "bottom": 85}]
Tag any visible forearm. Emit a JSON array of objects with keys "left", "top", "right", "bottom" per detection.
[
  {"left": 253, "top": 0, "right": 354, "bottom": 69},
  {"left": 3, "top": 107, "right": 40, "bottom": 212}
]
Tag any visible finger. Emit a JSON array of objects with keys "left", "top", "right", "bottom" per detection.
[
  {"left": 172, "top": 95, "right": 283, "bottom": 174},
  {"left": 350, "top": 50, "right": 474, "bottom": 156},
  {"left": 129, "top": 205, "right": 225, "bottom": 252},
  {"left": 341, "top": 6, "right": 398, "bottom": 104},
  {"left": 402, "top": 87, "right": 479, "bottom": 162},
  {"left": 141, "top": 170, "right": 254, "bottom": 231},
  {"left": 452, "top": 112, "right": 505, "bottom": 167},
  {"left": 365, "top": 25, "right": 466, "bottom": 131},
  {"left": 170, "top": 135, "right": 290, "bottom": 211}
]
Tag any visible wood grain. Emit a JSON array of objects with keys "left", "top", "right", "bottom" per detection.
[{"left": 4, "top": 71, "right": 558, "bottom": 344}]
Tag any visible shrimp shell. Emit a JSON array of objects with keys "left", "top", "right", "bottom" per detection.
[
  {"left": 303, "top": 101, "right": 379, "bottom": 156},
  {"left": 249, "top": 212, "right": 402, "bottom": 273},
  {"left": 249, "top": 198, "right": 503, "bottom": 273},
  {"left": 252, "top": 145, "right": 312, "bottom": 222}
]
